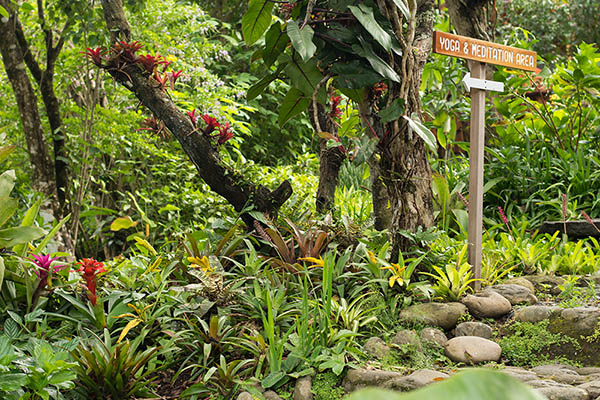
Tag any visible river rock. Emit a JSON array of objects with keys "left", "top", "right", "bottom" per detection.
[
  {"left": 264, "top": 391, "right": 283, "bottom": 400},
  {"left": 383, "top": 369, "right": 449, "bottom": 391},
  {"left": 238, "top": 392, "right": 253, "bottom": 400},
  {"left": 461, "top": 291, "right": 512, "bottom": 318},
  {"left": 578, "top": 368, "right": 600, "bottom": 375},
  {"left": 392, "top": 329, "right": 420, "bottom": 347},
  {"left": 399, "top": 302, "right": 468, "bottom": 330},
  {"left": 420, "top": 327, "right": 448, "bottom": 347},
  {"left": 343, "top": 369, "right": 403, "bottom": 392},
  {"left": 444, "top": 336, "right": 502, "bottom": 364},
  {"left": 528, "top": 379, "right": 590, "bottom": 400},
  {"left": 293, "top": 376, "right": 312, "bottom": 400},
  {"left": 523, "top": 275, "right": 565, "bottom": 295},
  {"left": 532, "top": 364, "right": 586, "bottom": 385},
  {"left": 364, "top": 337, "right": 390, "bottom": 359},
  {"left": 577, "top": 380, "right": 600, "bottom": 398},
  {"left": 455, "top": 322, "right": 493, "bottom": 339},
  {"left": 549, "top": 307, "right": 600, "bottom": 337},
  {"left": 499, "top": 366, "right": 539, "bottom": 382},
  {"left": 504, "top": 277, "right": 536, "bottom": 294},
  {"left": 484, "top": 284, "right": 537, "bottom": 305},
  {"left": 514, "top": 305, "right": 561, "bottom": 323}
]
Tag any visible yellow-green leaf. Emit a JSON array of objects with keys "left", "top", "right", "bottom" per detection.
[
  {"left": 117, "top": 318, "right": 142, "bottom": 343},
  {"left": 110, "top": 216, "right": 137, "bottom": 231}
]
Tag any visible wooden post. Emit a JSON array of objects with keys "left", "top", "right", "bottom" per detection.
[{"left": 468, "top": 61, "right": 486, "bottom": 291}]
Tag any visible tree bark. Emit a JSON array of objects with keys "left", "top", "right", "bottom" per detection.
[
  {"left": 367, "top": 0, "right": 436, "bottom": 260},
  {"left": 446, "top": 0, "right": 493, "bottom": 41},
  {"left": 99, "top": 0, "right": 292, "bottom": 227},
  {"left": 308, "top": 103, "right": 346, "bottom": 213},
  {"left": 0, "top": 3, "right": 55, "bottom": 196}
]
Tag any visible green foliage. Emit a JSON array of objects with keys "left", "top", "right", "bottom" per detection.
[
  {"left": 312, "top": 371, "right": 345, "bottom": 400},
  {"left": 498, "top": 320, "right": 579, "bottom": 367}
]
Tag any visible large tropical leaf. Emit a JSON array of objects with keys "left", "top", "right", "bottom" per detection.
[
  {"left": 403, "top": 115, "right": 437, "bottom": 152},
  {"left": 283, "top": 56, "right": 326, "bottom": 102},
  {"left": 263, "top": 22, "right": 290, "bottom": 67},
  {"left": 247, "top": 63, "right": 287, "bottom": 100},
  {"left": 345, "top": 369, "right": 546, "bottom": 400},
  {"left": 348, "top": 4, "right": 392, "bottom": 52},
  {"left": 378, "top": 99, "right": 406, "bottom": 123},
  {"left": 0, "top": 145, "right": 16, "bottom": 164},
  {"left": 0, "top": 226, "right": 45, "bottom": 249},
  {"left": 353, "top": 38, "right": 400, "bottom": 82},
  {"left": 0, "top": 170, "right": 16, "bottom": 199},
  {"left": 242, "top": 0, "right": 274, "bottom": 46},
  {"left": 332, "top": 60, "right": 382, "bottom": 89},
  {"left": 287, "top": 20, "right": 316, "bottom": 62},
  {"left": 278, "top": 88, "right": 310, "bottom": 127},
  {"left": 391, "top": 0, "right": 411, "bottom": 20}
]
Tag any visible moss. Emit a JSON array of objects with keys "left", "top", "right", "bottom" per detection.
[
  {"left": 498, "top": 320, "right": 580, "bottom": 367},
  {"left": 312, "top": 372, "right": 344, "bottom": 400},
  {"left": 381, "top": 341, "right": 453, "bottom": 371}
]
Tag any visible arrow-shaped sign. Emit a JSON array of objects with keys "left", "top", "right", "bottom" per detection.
[{"left": 462, "top": 73, "right": 505, "bottom": 92}]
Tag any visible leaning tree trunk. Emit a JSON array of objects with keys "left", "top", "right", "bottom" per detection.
[
  {"left": 447, "top": 0, "right": 493, "bottom": 41},
  {"left": 99, "top": 0, "right": 291, "bottom": 227},
  {"left": 363, "top": 0, "right": 436, "bottom": 260},
  {"left": 0, "top": 2, "right": 55, "bottom": 197},
  {"left": 308, "top": 102, "right": 346, "bottom": 213}
]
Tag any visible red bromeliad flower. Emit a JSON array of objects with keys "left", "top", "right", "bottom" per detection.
[
  {"left": 139, "top": 116, "right": 169, "bottom": 139},
  {"left": 168, "top": 70, "right": 183, "bottom": 89},
  {"left": 84, "top": 47, "right": 106, "bottom": 68},
  {"left": 202, "top": 114, "right": 220, "bottom": 135},
  {"left": 137, "top": 53, "right": 167, "bottom": 73},
  {"left": 111, "top": 40, "right": 144, "bottom": 63},
  {"left": 187, "top": 109, "right": 198, "bottom": 126},
  {"left": 329, "top": 95, "right": 343, "bottom": 119},
  {"left": 27, "top": 253, "right": 66, "bottom": 287},
  {"left": 77, "top": 258, "right": 106, "bottom": 306},
  {"left": 217, "top": 123, "right": 234, "bottom": 145}
]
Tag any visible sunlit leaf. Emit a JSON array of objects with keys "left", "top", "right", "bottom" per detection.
[
  {"left": 287, "top": 20, "right": 316, "bottom": 62},
  {"left": 242, "top": 0, "right": 273, "bottom": 46}
]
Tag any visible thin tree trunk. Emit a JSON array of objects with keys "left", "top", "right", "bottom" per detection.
[
  {"left": 308, "top": 103, "right": 346, "bottom": 213},
  {"left": 0, "top": 3, "right": 55, "bottom": 196},
  {"left": 99, "top": 0, "right": 292, "bottom": 227}
]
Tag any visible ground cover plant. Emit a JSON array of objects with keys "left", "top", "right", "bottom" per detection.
[{"left": 1, "top": 0, "right": 600, "bottom": 399}]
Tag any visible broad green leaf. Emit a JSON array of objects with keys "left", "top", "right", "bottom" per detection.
[
  {"left": 283, "top": 56, "right": 326, "bottom": 102},
  {"left": 0, "top": 170, "right": 16, "bottom": 199},
  {"left": 110, "top": 216, "right": 137, "bottom": 231},
  {"left": 0, "top": 5, "right": 8, "bottom": 18},
  {"left": 332, "top": 61, "right": 382, "bottom": 89},
  {"left": 261, "top": 370, "right": 286, "bottom": 389},
  {"left": 12, "top": 197, "right": 42, "bottom": 255},
  {"left": 278, "top": 88, "right": 310, "bottom": 127},
  {"left": 348, "top": 4, "right": 392, "bottom": 52},
  {"left": 378, "top": 98, "right": 406, "bottom": 123},
  {"left": 287, "top": 20, "right": 316, "bottom": 62},
  {"left": 0, "top": 198, "right": 17, "bottom": 228},
  {"left": 0, "top": 226, "right": 45, "bottom": 249},
  {"left": 21, "top": 2, "right": 34, "bottom": 12},
  {"left": 0, "top": 373, "right": 27, "bottom": 392},
  {"left": 242, "top": 0, "right": 274, "bottom": 46},
  {"left": 0, "top": 256, "right": 4, "bottom": 291},
  {"left": 346, "top": 369, "right": 545, "bottom": 400},
  {"left": 391, "top": 0, "right": 411, "bottom": 20},
  {"left": 247, "top": 63, "right": 286, "bottom": 100},
  {"left": 48, "top": 369, "right": 77, "bottom": 385},
  {"left": 403, "top": 115, "right": 437, "bottom": 152},
  {"left": 0, "top": 145, "right": 16, "bottom": 164},
  {"left": 263, "top": 22, "right": 289, "bottom": 67},
  {"left": 432, "top": 173, "right": 450, "bottom": 211},
  {"left": 353, "top": 38, "right": 400, "bottom": 82},
  {"left": 33, "top": 214, "right": 70, "bottom": 253}
]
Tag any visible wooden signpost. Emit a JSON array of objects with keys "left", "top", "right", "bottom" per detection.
[{"left": 433, "top": 31, "right": 537, "bottom": 290}]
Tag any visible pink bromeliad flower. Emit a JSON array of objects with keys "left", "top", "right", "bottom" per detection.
[{"left": 27, "top": 253, "right": 66, "bottom": 287}]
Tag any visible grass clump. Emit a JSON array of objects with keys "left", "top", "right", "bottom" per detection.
[
  {"left": 312, "top": 372, "right": 345, "bottom": 400},
  {"left": 498, "top": 320, "right": 580, "bottom": 367}
]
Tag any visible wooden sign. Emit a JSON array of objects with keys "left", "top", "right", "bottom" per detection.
[{"left": 433, "top": 31, "right": 537, "bottom": 72}]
